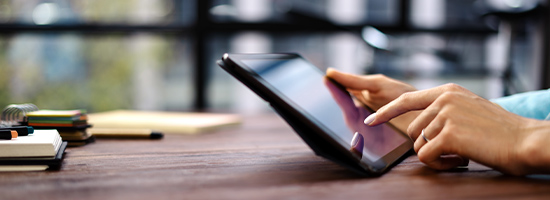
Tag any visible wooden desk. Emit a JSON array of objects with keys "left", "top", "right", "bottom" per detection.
[{"left": 1, "top": 114, "right": 550, "bottom": 200}]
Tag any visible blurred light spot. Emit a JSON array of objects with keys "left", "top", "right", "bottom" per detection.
[
  {"left": 0, "top": 5, "right": 12, "bottom": 23},
  {"left": 486, "top": 0, "right": 538, "bottom": 12},
  {"left": 410, "top": 52, "right": 443, "bottom": 76},
  {"left": 33, "top": 3, "right": 59, "bottom": 25},
  {"left": 505, "top": 0, "right": 523, "bottom": 8},
  {"left": 210, "top": 4, "right": 238, "bottom": 17},
  {"left": 410, "top": 0, "right": 445, "bottom": 29},
  {"left": 362, "top": 26, "right": 389, "bottom": 50},
  {"left": 327, "top": 0, "right": 366, "bottom": 25},
  {"left": 157, "top": 0, "right": 174, "bottom": 18},
  {"left": 232, "top": 0, "right": 272, "bottom": 22}
]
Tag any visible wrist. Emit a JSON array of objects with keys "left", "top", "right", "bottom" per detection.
[{"left": 517, "top": 119, "right": 550, "bottom": 175}]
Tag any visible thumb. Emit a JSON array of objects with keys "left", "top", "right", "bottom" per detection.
[{"left": 326, "top": 68, "right": 381, "bottom": 92}]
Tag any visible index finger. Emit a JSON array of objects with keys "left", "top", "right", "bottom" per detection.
[{"left": 368, "top": 84, "right": 463, "bottom": 126}]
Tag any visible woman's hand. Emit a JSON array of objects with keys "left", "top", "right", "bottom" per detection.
[
  {"left": 368, "top": 83, "right": 550, "bottom": 175},
  {"left": 326, "top": 68, "right": 420, "bottom": 133}
]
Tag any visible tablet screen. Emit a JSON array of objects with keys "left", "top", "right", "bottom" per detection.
[{"left": 239, "top": 57, "right": 409, "bottom": 167}]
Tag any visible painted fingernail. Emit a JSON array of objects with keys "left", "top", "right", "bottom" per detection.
[
  {"left": 350, "top": 132, "right": 364, "bottom": 158},
  {"left": 351, "top": 132, "right": 360, "bottom": 146},
  {"left": 363, "top": 113, "right": 377, "bottom": 125}
]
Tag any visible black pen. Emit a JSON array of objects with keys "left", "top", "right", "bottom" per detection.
[
  {"left": 0, "top": 129, "right": 18, "bottom": 140},
  {"left": 89, "top": 128, "right": 163, "bottom": 139},
  {"left": 0, "top": 126, "right": 34, "bottom": 136}
]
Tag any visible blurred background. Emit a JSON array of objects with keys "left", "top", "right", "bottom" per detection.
[{"left": 0, "top": 0, "right": 548, "bottom": 114}]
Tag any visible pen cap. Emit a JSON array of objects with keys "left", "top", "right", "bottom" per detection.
[
  {"left": 150, "top": 131, "right": 164, "bottom": 139},
  {"left": 27, "top": 126, "right": 34, "bottom": 134},
  {"left": 11, "top": 130, "right": 17, "bottom": 139}
]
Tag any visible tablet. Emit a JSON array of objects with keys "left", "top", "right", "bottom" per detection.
[{"left": 218, "top": 53, "right": 412, "bottom": 176}]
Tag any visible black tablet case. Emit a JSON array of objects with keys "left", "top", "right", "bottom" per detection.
[
  {"left": 218, "top": 60, "right": 393, "bottom": 176},
  {"left": 270, "top": 103, "right": 373, "bottom": 175}
]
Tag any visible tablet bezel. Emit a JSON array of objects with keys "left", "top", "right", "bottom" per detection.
[{"left": 219, "top": 53, "right": 413, "bottom": 175}]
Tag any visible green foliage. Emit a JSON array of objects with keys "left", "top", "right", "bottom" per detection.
[{"left": 0, "top": 34, "right": 181, "bottom": 112}]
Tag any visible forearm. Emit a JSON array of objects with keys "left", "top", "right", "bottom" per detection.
[{"left": 517, "top": 119, "right": 550, "bottom": 175}]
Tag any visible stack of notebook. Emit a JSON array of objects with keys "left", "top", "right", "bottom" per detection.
[
  {"left": 0, "top": 129, "right": 67, "bottom": 171},
  {"left": 25, "top": 110, "right": 94, "bottom": 147}
]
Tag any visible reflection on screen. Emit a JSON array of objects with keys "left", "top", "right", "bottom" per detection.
[{"left": 241, "top": 58, "right": 407, "bottom": 162}]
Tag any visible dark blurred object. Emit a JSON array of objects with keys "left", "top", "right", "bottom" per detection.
[
  {"left": 477, "top": 0, "right": 540, "bottom": 14},
  {"left": 476, "top": 0, "right": 546, "bottom": 95}
]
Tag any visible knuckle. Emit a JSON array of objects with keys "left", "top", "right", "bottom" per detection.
[
  {"left": 443, "top": 83, "right": 465, "bottom": 92},
  {"left": 406, "top": 126, "right": 416, "bottom": 138},
  {"left": 436, "top": 107, "right": 452, "bottom": 119},
  {"left": 394, "top": 92, "right": 417, "bottom": 113},
  {"left": 434, "top": 92, "right": 460, "bottom": 106},
  {"left": 397, "top": 92, "right": 415, "bottom": 104},
  {"left": 371, "top": 74, "right": 388, "bottom": 80},
  {"left": 439, "top": 92, "right": 457, "bottom": 101}
]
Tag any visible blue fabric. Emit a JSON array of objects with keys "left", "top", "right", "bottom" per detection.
[{"left": 491, "top": 89, "right": 550, "bottom": 120}]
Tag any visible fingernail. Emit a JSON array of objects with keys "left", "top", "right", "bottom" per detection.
[
  {"left": 350, "top": 132, "right": 364, "bottom": 158},
  {"left": 351, "top": 132, "right": 360, "bottom": 146},
  {"left": 364, "top": 113, "right": 377, "bottom": 125}
]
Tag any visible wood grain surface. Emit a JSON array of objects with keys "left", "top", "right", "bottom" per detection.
[{"left": 1, "top": 114, "right": 549, "bottom": 200}]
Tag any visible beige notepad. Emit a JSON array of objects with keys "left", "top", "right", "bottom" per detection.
[
  {"left": 0, "top": 165, "right": 49, "bottom": 172},
  {"left": 87, "top": 110, "right": 241, "bottom": 134}
]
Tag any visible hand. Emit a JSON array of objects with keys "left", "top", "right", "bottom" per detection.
[
  {"left": 368, "top": 83, "right": 550, "bottom": 175},
  {"left": 326, "top": 68, "right": 420, "bottom": 132},
  {"left": 323, "top": 77, "right": 404, "bottom": 157}
]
